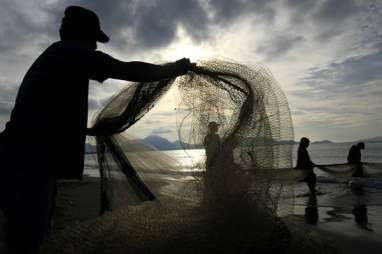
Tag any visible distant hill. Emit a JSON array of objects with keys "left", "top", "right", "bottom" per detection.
[
  {"left": 144, "top": 135, "right": 180, "bottom": 150},
  {"left": 143, "top": 135, "right": 203, "bottom": 150},
  {"left": 274, "top": 140, "right": 298, "bottom": 145},
  {"left": 361, "top": 136, "right": 382, "bottom": 143},
  {"left": 311, "top": 140, "right": 333, "bottom": 144}
]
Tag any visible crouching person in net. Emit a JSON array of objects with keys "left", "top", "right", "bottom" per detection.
[{"left": 0, "top": 6, "right": 192, "bottom": 254}]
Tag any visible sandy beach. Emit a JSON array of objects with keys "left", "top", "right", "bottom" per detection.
[{"left": 1, "top": 152, "right": 382, "bottom": 253}]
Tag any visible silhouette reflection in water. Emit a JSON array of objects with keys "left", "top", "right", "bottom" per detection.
[
  {"left": 351, "top": 186, "right": 372, "bottom": 231},
  {"left": 304, "top": 193, "right": 318, "bottom": 224}
]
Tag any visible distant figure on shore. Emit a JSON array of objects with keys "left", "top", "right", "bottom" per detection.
[
  {"left": 347, "top": 142, "right": 365, "bottom": 177},
  {"left": 203, "top": 121, "right": 221, "bottom": 169},
  {"left": 202, "top": 122, "right": 221, "bottom": 204},
  {"left": 0, "top": 6, "right": 192, "bottom": 254},
  {"left": 295, "top": 137, "right": 317, "bottom": 194}
]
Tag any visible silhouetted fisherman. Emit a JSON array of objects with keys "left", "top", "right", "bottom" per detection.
[
  {"left": 347, "top": 142, "right": 365, "bottom": 177},
  {"left": 202, "top": 122, "right": 221, "bottom": 204},
  {"left": 0, "top": 6, "right": 192, "bottom": 254},
  {"left": 295, "top": 137, "right": 317, "bottom": 194},
  {"left": 203, "top": 121, "right": 221, "bottom": 169}
]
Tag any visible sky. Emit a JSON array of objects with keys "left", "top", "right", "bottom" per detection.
[{"left": 0, "top": 0, "right": 381, "bottom": 142}]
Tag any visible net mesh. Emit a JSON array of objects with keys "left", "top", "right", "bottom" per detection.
[
  {"left": 316, "top": 162, "right": 382, "bottom": 177},
  {"left": 66, "top": 60, "right": 296, "bottom": 253}
]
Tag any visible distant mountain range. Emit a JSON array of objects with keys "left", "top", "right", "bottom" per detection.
[
  {"left": 311, "top": 140, "right": 333, "bottom": 144},
  {"left": 84, "top": 135, "right": 381, "bottom": 152},
  {"left": 144, "top": 135, "right": 180, "bottom": 150},
  {"left": 359, "top": 136, "right": 382, "bottom": 143},
  {"left": 143, "top": 135, "right": 203, "bottom": 150}
]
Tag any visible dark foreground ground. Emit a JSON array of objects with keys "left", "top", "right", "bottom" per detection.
[
  {"left": 0, "top": 176, "right": 335, "bottom": 254},
  {"left": 1, "top": 172, "right": 381, "bottom": 253},
  {"left": 0, "top": 176, "right": 100, "bottom": 253}
]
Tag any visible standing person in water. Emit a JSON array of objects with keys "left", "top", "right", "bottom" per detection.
[
  {"left": 0, "top": 6, "right": 192, "bottom": 254},
  {"left": 347, "top": 142, "right": 365, "bottom": 177},
  {"left": 296, "top": 137, "right": 317, "bottom": 194},
  {"left": 203, "top": 121, "right": 221, "bottom": 202},
  {"left": 203, "top": 121, "right": 221, "bottom": 169}
]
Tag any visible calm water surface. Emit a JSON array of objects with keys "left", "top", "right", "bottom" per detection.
[{"left": 84, "top": 142, "right": 382, "bottom": 239}]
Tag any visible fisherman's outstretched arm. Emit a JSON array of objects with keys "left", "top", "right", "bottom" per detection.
[{"left": 109, "top": 58, "right": 191, "bottom": 82}]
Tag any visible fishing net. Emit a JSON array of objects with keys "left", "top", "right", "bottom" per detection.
[
  {"left": 316, "top": 163, "right": 382, "bottom": 177},
  {"left": 73, "top": 59, "right": 295, "bottom": 253}
]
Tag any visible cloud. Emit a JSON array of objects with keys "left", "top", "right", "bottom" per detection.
[
  {"left": 284, "top": 0, "right": 365, "bottom": 41},
  {"left": 314, "top": 0, "right": 362, "bottom": 23},
  {"left": 0, "top": 0, "right": 381, "bottom": 142},
  {"left": 257, "top": 34, "right": 305, "bottom": 59},
  {"left": 49, "top": 0, "right": 279, "bottom": 54},
  {"left": 285, "top": 0, "right": 318, "bottom": 18},
  {"left": 301, "top": 42, "right": 382, "bottom": 96},
  {"left": 0, "top": 81, "right": 18, "bottom": 129},
  {"left": 0, "top": 82, "right": 18, "bottom": 116},
  {"left": 0, "top": 1, "right": 57, "bottom": 52},
  {"left": 208, "top": 0, "right": 275, "bottom": 23},
  {"left": 47, "top": 0, "right": 210, "bottom": 52}
]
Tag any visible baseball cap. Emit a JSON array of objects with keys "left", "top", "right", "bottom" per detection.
[{"left": 63, "top": 6, "right": 109, "bottom": 43}]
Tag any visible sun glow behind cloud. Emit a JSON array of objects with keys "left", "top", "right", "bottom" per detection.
[{"left": 161, "top": 27, "right": 212, "bottom": 62}]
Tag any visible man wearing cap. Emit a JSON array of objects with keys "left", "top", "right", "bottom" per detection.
[{"left": 0, "top": 6, "right": 192, "bottom": 253}]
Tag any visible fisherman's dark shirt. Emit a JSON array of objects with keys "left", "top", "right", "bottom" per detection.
[
  {"left": 347, "top": 145, "right": 361, "bottom": 164},
  {"left": 203, "top": 133, "right": 221, "bottom": 168},
  {"left": 296, "top": 146, "right": 314, "bottom": 171},
  {"left": 2, "top": 40, "right": 113, "bottom": 179}
]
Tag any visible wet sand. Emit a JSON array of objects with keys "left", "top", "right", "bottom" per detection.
[
  {"left": 290, "top": 179, "right": 382, "bottom": 254},
  {"left": 1, "top": 165, "right": 382, "bottom": 253}
]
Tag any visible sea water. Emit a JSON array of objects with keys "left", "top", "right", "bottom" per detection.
[
  {"left": 84, "top": 142, "right": 382, "bottom": 175},
  {"left": 84, "top": 142, "right": 382, "bottom": 239}
]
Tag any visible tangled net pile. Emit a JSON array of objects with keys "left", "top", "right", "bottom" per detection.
[{"left": 43, "top": 60, "right": 295, "bottom": 254}]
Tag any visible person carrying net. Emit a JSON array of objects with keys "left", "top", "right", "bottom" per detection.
[
  {"left": 203, "top": 121, "right": 221, "bottom": 169},
  {"left": 0, "top": 6, "right": 193, "bottom": 254}
]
